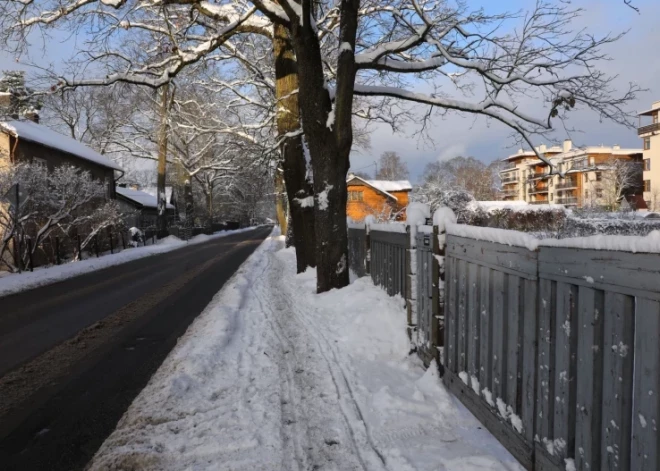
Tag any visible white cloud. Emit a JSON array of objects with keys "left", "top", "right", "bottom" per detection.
[{"left": 437, "top": 144, "right": 468, "bottom": 162}]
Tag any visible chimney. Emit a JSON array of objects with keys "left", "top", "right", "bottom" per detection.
[
  {"left": 563, "top": 139, "right": 572, "bottom": 153},
  {"left": 538, "top": 144, "right": 547, "bottom": 154}
]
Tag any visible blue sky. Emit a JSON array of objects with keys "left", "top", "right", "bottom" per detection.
[
  {"left": 352, "top": 0, "right": 660, "bottom": 181},
  {"left": 1, "top": 0, "right": 658, "bottom": 182}
]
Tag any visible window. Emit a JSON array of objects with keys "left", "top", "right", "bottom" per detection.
[
  {"left": 584, "top": 174, "right": 589, "bottom": 183},
  {"left": 644, "top": 180, "right": 652, "bottom": 192},
  {"left": 596, "top": 172, "right": 602, "bottom": 182},
  {"left": 654, "top": 113, "right": 659, "bottom": 124},
  {"left": 596, "top": 188, "right": 603, "bottom": 198},
  {"left": 550, "top": 193, "right": 554, "bottom": 201},
  {"left": 589, "top": 157, "right": 595, "bottom": 166},
  {"left": 644, "top": 159, "right": 651, "bottom": 171},
  {"left": 348, "top": 191, "right": 363, "bottom": 202},
  {"left": 549, "top": 179, "right": 553, "bottom": 187},
  {"left": 644, "top": 137, "right": 651, "bottom": 150}
]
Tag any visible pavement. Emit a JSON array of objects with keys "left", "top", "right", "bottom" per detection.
[{"left": 0, "top": 226, "right": 272, "bottom": 471}]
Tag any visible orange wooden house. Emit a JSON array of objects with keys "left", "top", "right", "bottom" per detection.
[{"left": 346, "top": 175, "right": 412, "bottom": 222}]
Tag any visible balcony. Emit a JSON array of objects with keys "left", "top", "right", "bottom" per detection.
[
  {"left": 556, "top": 197, "right": 578, "bottom": 205},
  {"left": 529, "top": 200, "right": 549, "bottom": 205},
  {"left": 501, "top": 175, "right": 519, "bottom": 184},
  {"left": 500, "top": 189, "right": 519, "bottom": 197},
  {"left": 500, "top": 163, "right": 517, "bottom": 171},
  {"left": 528, "top": 187, "right": 549, "bottom": 195},
  {"left": 527, "top": 172, "right": 550, "bottom": 180},
  {"left": 638, "top": 122, "right": 660, "bottom": 136},
  {"left": 568, "top": 160, "right": 590, "bottom": 171},
  {"left": 555, "top": 180, "right": 578, "bottom": 190}
]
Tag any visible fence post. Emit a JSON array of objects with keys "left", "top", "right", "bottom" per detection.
[
  {"left": 121, "top": 232, "right": 126, "bottom": 250},
  {"left": 55, "top": 237, "right": 61, "bottom": 265},
  {"left": 365, "top": 228, "right": 371, "bottom": 275},
  {"left": 432, "top": 225, "right": 445, "bottom": 368},
  {"left": 406, "top": 225, "right": 415, "bottom": 341},
  {"left": 94, "top": 235, "right": 99, "bottom": 257},
  {"left": 26, "top": 239, "right": 33, "bottom": 272},
  {"left": 77, "top": 234, "right": 83, "bottom": 261},
  {"left": 109, "top": 229, "right": 114, "bottom": 254}
]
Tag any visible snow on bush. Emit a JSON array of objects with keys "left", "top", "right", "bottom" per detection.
[{"left": 405, "top": 202, "right": 431, "bottom": 227}]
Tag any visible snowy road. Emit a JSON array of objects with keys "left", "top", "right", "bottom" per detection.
[
  {"left": 0, "top": 226, "right": 272, "bottom": 471},
  {"left": 88, "top": 233, "right": 523, "bottom": 471}
]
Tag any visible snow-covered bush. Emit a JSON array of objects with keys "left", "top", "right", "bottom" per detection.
[
  {"left": 463, "top": 205, "right": 568, "bottom": 233},
  {"left": 0, "top": 162, "right": 123, "bottom": 271}
]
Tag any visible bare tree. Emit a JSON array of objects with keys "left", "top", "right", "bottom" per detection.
[
  {"left": 0, "top": 0, "right": 640, "bottom": 291},
  {"left": 375, "top": 151, "right": 409, "bottom": 181},
  {"left": 421, "top": 157, "right": 497, "bottom": 201},
  {"left": 591, "top": 158, "right": 643, "bottom": 210}
]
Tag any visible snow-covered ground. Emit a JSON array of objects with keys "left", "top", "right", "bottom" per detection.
[
  {"left": 88, "top": 231, "right": 523, "bottom": 471},
  {"left": 0, "top": 227, "right": 259, "bottom": 297}
]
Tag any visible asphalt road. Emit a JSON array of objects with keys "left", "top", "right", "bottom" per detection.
[{"left": 0, "top": 226, "right": 272, "bottom": 471}]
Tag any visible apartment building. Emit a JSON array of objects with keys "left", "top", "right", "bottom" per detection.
[
  {"left": 639, "top": 100, "right": 660, "bottom": 210},
  {"left": 500, "top": 141, "right": 643, "bottom": 209}
]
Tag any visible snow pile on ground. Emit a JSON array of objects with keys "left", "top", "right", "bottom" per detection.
[
  {"left": 0, "top": 227, "right": 259, "bottom": 297},
  {"left": 88, "top": 233, "right": 523, "bottom": 471}
]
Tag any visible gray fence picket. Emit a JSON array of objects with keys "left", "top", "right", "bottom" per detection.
[
  {"left": 601, "top": 292, "right": 634, "bottom": 471},
  {"left": 575, "top": 286, "right": 604, "bottom": 471},
  {"left": 479, "top": 266, "right": 492, "bottom": 397},
  {"left": 492, "top": 270, "right": 507, "bottom": 402},
  {"left": 467, "top": 263, "right": 480, "bottom": 388},
  {"left": 631, "top": 298, "right": 660, "bottom": 471}
]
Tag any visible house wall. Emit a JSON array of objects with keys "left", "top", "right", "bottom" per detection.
[
  {"left": 12, "top": 137, "right": 116, "bottom": 198},
  {"left": 346, "top": 182, "right": 409, "bottom": 222}
]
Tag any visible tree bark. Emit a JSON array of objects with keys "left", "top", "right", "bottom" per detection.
[
  {"left": 156, "top": 82, "right": 170, "bottom": 238},
  {"left": 274, "top": 167, "right": 288, "bottom": 233},
  {"left": 273, "top": 22, "right": 316, "bottom": 273},
  {"left": 281, "top": 1, "right": 358, "bottom": 292}
]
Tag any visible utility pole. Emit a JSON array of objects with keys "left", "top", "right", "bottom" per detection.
[{"left": 156, "top": 81, "right": 170, "bottom": 238}]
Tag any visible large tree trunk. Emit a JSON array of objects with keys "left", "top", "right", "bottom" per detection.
[
  {"left": 156, "top": 82, "right": 170, "bottom": 238},
  {"left": 273, "top": 22, "right": 316, "bottom": 273},
  {"left": 274, "top": 168, "right": 288, "bottom": 233},
  {"left": 285, "top": 5, "right": 355, "bottom": 292}
]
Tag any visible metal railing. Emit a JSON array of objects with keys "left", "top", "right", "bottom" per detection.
[
  {"left": 501, "top": 175, "right": 519, "bottom": 183},
  {"left": 556, "top": 197, "right": 578, "bottom": 205},
  {"left": 527, "top": 172, "right": 550, "bottom": 180},
  {"left": 528, "top": 187, "right": 549, "bottom": 195},
  {"left": 638, "top": 122, "right": 660, "bottom": 135},
  {"left": 529, "top": 200, "right": 549, "bottom": 205},
  {"left": 555, "top": 180, "right": 578, "bottom": 190}
]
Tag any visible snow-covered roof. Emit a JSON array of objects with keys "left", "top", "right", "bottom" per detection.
[
  {"left": 116, "top": 186, "right": 174, "bottom": 209},
  {"left": 367, "top": 180, "right": 412, "bottom": 192},
  {"left": 0, "top": 120, "right": 123, "bottom": 171},
  {"left": 141, "top": 185, "right": 174, "bottom": 204},
  {"left": 346, "top": 176, "right": 412, "bottom": 202}
]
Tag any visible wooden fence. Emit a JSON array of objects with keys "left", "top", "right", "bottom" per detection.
[
  {"left": 368, "top": 227, "right": 409, "bottom": 298},
  {"left": 349, "top": 220, "right": 660, "bottom": 471}
]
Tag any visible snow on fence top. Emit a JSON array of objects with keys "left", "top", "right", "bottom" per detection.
[
  {"left": 0, "top": 120, "right": 123, "bottom": 171},
  {"left": 446, "top": 223, "right": 540, "bottom": 251},
  {"left": 467, "top": 200, "right": 567, "bottom": 213},
  {"left": 347, "top": 220, "right": 366, "bottom": 230},
  {"left": 369, "top": 222, "right": 407, "bottom": 233},
  {"left": 539, "top": 231, "right": 660, "bottom": 254}
]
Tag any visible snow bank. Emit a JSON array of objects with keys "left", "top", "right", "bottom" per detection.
[
  {"left": 406, "top": 202, "right": 431, "bottom": 227},
  {"left": 0, "top": 227, "right": 260, "bottom": 297},
  {"left": 88, "top": 230, "right": 523, "bottom": 471}
]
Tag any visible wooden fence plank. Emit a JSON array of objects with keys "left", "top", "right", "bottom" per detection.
[
  {"left": 536, "top": 279, "right": 555, "bottom": 444},
  {"left": 631, "top": 298, "right": 660, "bottom": 471},
  {"left": 447, "top": 236, "right": 537, "bottom": 278},
  {"left": 492, "top": 270, "right": 507, "bottom": 402},
  {"left": 457, "top": 258, "right": 468, "bottom": 373},
  {"left": 575, "top": 286, "right": 604, "bottom": 471},
  {"left": 467, "top": 263, "right": 480, "bottom": 389},
  {"left": 445, "top": 255, "right": 457, "bottom": 371},
  {"left": 479, "top": 266, "right": 492, "bottom": 398},
  {"left": 506, "top": 275, "right": 522, "bottom": 414},
  {"left": 601, "top": 292, "right": 634, "bottom": 471},
  {"left": 521, "top": 278, "right": 537, "bottom": 444},
  {"left": 552, "top": 282, "right": 578, "bottom": 461}
]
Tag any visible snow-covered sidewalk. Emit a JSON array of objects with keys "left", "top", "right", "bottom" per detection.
[
  {"left": 88, "top": 232, "right": 523, "bottom": 471},
  {"left": 0, "top": 227, "right": 259, "bottom": 297}
]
